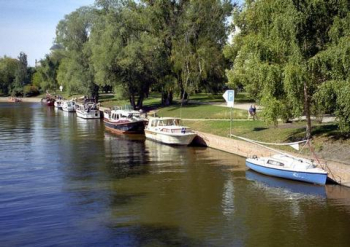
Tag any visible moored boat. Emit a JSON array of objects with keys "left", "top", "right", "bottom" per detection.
[
  {"left": 8, "top": 97, "right": 22, "bottom": 102},
  {"left": 76, "top": 101, "right": 101, "bottom": 119},
  {"left": 54, "top": 100, "right": 63, "bottom": 109},
  {"left": 103, "top": 108, "right": 146, "bottom": 134},
  {"left": 246, "top": 154, "right": 328, "bottom": 185},
  {"left": 145, "top": 117, "right": 197, "bottom": 145},
  {"left": 41, "top": 97, "right": 55, "bottom": 106},
  {"left": 61, "top": 100, "right": 76, "bottom": 112}
]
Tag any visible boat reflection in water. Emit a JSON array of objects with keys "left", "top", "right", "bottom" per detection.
[
  {"left": 103, "top": 131, "right": 148, "bottom": 179},
  {"left": 246, "top": 170, "right": 326, "bottom": 198}
]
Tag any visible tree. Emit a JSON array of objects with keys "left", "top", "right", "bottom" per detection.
[
  {"left": 310, "top": 2, "right": 350, "bottom": 133},
  {"left": 55, "top": 7, "right": 98, "bottom": 99},
  {"left": 90, "top": 0, "right": 165, "bottom": 109},
  {"left": 225, "top": 0, "right": 350, "bottom": 138},
  {"left": 0, "top": 56, "right": 18, "bottom": 95},
  {"left": 12, "top": 52, "right": 29, "bottom": 96},
  {"left": 35, "top": 54, "right": 60, "bottom": 92},
  {"left": 171, "top": 0, "right": 232, "bottom": 104}
]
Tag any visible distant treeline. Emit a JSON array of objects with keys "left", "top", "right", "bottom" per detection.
[{"left": 0, "top": 52, "right": 39, "bottom": 97}]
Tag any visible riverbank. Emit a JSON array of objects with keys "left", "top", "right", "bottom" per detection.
[
  {"left": 193, "top": 131, "right": 350, "bottom": 187},
  {"left": 0, "top": 97, "right": 42, "bottom": 103}
]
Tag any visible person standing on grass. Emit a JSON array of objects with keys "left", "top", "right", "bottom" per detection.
[
  {"left": 249, "top": 105, "right": 257, "bottom": 120},
  {"left": 252, "top": 105, "right": 257, "bottom": 119}
]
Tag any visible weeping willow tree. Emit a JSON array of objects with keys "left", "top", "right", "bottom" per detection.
[
  {"left": 55, "top": 7, "right": 99, "bottom": 99},
  {"left": 225, "top": 0, "right": 350, "bottom": 138}
]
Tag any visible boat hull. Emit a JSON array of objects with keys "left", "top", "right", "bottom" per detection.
[
  {"left": 145, "top": 129, "right": 196, "bottom": 145},
  {"left": 76, "top": 109, "right": 101, "bottom": 119},
  {"left": 104, "top": 119, "right": 145, "bottom": 134},
  {"left": 246, "top": 160, "right": 327, "bottom": 185},
  {"left": 41, "top": 98, "right": 55, "bottom": 106}
]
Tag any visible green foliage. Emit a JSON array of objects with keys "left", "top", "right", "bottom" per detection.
[
  {"left": 55, "top": 7, "right": 98, "bottom": 98},
  {"left": 225, "top": 0, "right": 350, "bottom": 135},
  {"left": 0, "top": 56, "right": 18, "bottom": 95},
  {"left": 31, "top": 71, "right": 43, "bottom": 89},
  {"left": 170, "top": 0, "right": 232, "bottom": 100},
  {"left": 90, "top": 1, "right": 168, "bottom": 109},
  {"left": 35, "top": 55, "right": 60, "bottom": 91},
  {"left": 23, "top": 85, "right": 40, "bottom": 97},
  {"left": 12, "top": 52, "right": 29, "bottom": 96}
]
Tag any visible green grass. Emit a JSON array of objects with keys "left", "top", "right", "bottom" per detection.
[
  {"left": 156, "top": 103, "right": 247, "bottom": 119},
  {"left": 184, "top": 120, "right": 306, "bottom": 141},
  {"left": 188, "top": 92, "right": 255, "bottom": 103}
]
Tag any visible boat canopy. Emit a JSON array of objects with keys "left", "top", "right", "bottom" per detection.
[{"left": 149, "top": 118, "right": 181, "bottom": 127}]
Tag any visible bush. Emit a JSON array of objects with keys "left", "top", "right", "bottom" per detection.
[{"left": 23, "top": 85, "right": 40, "bottom": 97}]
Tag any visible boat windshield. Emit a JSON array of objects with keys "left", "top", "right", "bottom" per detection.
[{"left": 157, "top": 119, "right": 180, "bottom": 126}]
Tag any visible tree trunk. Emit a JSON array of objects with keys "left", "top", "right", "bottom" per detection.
[
  {"left": 161, "top": 90, "right": 173, "bottom": 106},
  {"left": 136, "top": 93, "right": 144, "bottom": 110},
  {"left": 91, "top": 84, "right": 99, "bottom": 102},
  {"left": 304, "top": 81, "right": 312, "bottom": 139},
  {"left": 129, "top": 94, "right": 136, "bottom": 109},
  {"left": 180, "top": 89, "right": 188, "bottom": 106}
]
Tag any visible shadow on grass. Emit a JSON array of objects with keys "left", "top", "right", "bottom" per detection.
[
  {"left": 253, "top": 127, "right": 268, "bottom": 131},
  {"left": 285, "top": 123, "right": 349, "bottom": 142},
  {"left": 312, "top": 124, "right": 349, "bottom": 140}
]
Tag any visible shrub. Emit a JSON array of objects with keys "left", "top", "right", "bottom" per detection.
[{"left": 23, "top": 85, "right": 40, "bottom": 97}]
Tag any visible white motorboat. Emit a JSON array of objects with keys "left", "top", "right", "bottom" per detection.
[
  {"left": 246, "top": 154, "right": 328, "bottom": 185},
  {"left": 61, "top": 100, "right": 76, "bottom": 112},
  {"left": 145, "top": 117, "right": 196, "bottom": 145},
  {"left": 76, "top": 102, "right": 101, "bottom": 119}
]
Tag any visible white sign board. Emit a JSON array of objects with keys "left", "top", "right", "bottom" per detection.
[{"left": 223, "top": 90, "right": 234, "bottom": 107}]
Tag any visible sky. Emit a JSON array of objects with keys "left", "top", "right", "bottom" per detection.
[
  {"left": 0, "top": 0, "right": 243, "bottom": 67},
  {"left": 0, "top": 0, "right": 95, "bottom": 67}
]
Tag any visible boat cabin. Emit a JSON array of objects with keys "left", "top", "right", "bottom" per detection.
[
  {"left": 109, "top": 110, "right": 141, "bottom": 121},
  {"left": 149, "top": 118, "right": 181, "bottom": 127}
]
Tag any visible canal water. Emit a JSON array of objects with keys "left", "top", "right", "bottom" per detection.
[{"left": 1, "top": 102, "right": 350, "bottom": 247}]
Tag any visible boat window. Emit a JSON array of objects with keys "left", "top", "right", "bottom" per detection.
[{"left": 267, "top": 160, "right": 284, "bottom": 166}]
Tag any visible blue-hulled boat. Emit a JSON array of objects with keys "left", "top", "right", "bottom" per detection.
[{"left": 246, "top": 154, "right": 328, "bottom": 185}]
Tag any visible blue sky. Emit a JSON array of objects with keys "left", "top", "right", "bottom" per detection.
[
  {"left": 0, "top": 0, "right": 243, "bottom": 67},
  {"left": 0, "top": 0, "right": 95, "bottom": 66}
]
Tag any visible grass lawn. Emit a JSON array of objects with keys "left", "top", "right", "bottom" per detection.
[
  {"left": 156, "top": 103, "right": 248, "bottom": 119},
  {"left": 189, "top": 92, "right": 254, "bottom": 103}
]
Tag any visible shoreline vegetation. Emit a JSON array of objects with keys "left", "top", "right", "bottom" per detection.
[{"left": 1, "top": 93, "right": 349, "bottom": 167}]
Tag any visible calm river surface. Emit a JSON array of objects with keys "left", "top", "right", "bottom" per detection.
[{"left": 1, "top": 102, "right": 350, "bottom": 247}]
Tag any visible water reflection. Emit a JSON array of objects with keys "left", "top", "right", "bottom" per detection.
[
  {"left": 245, "top": 170, "right": 327, "bottom": 198},
  {"left": 104, "top": 132, "right": 149, "bottom": 179}
]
